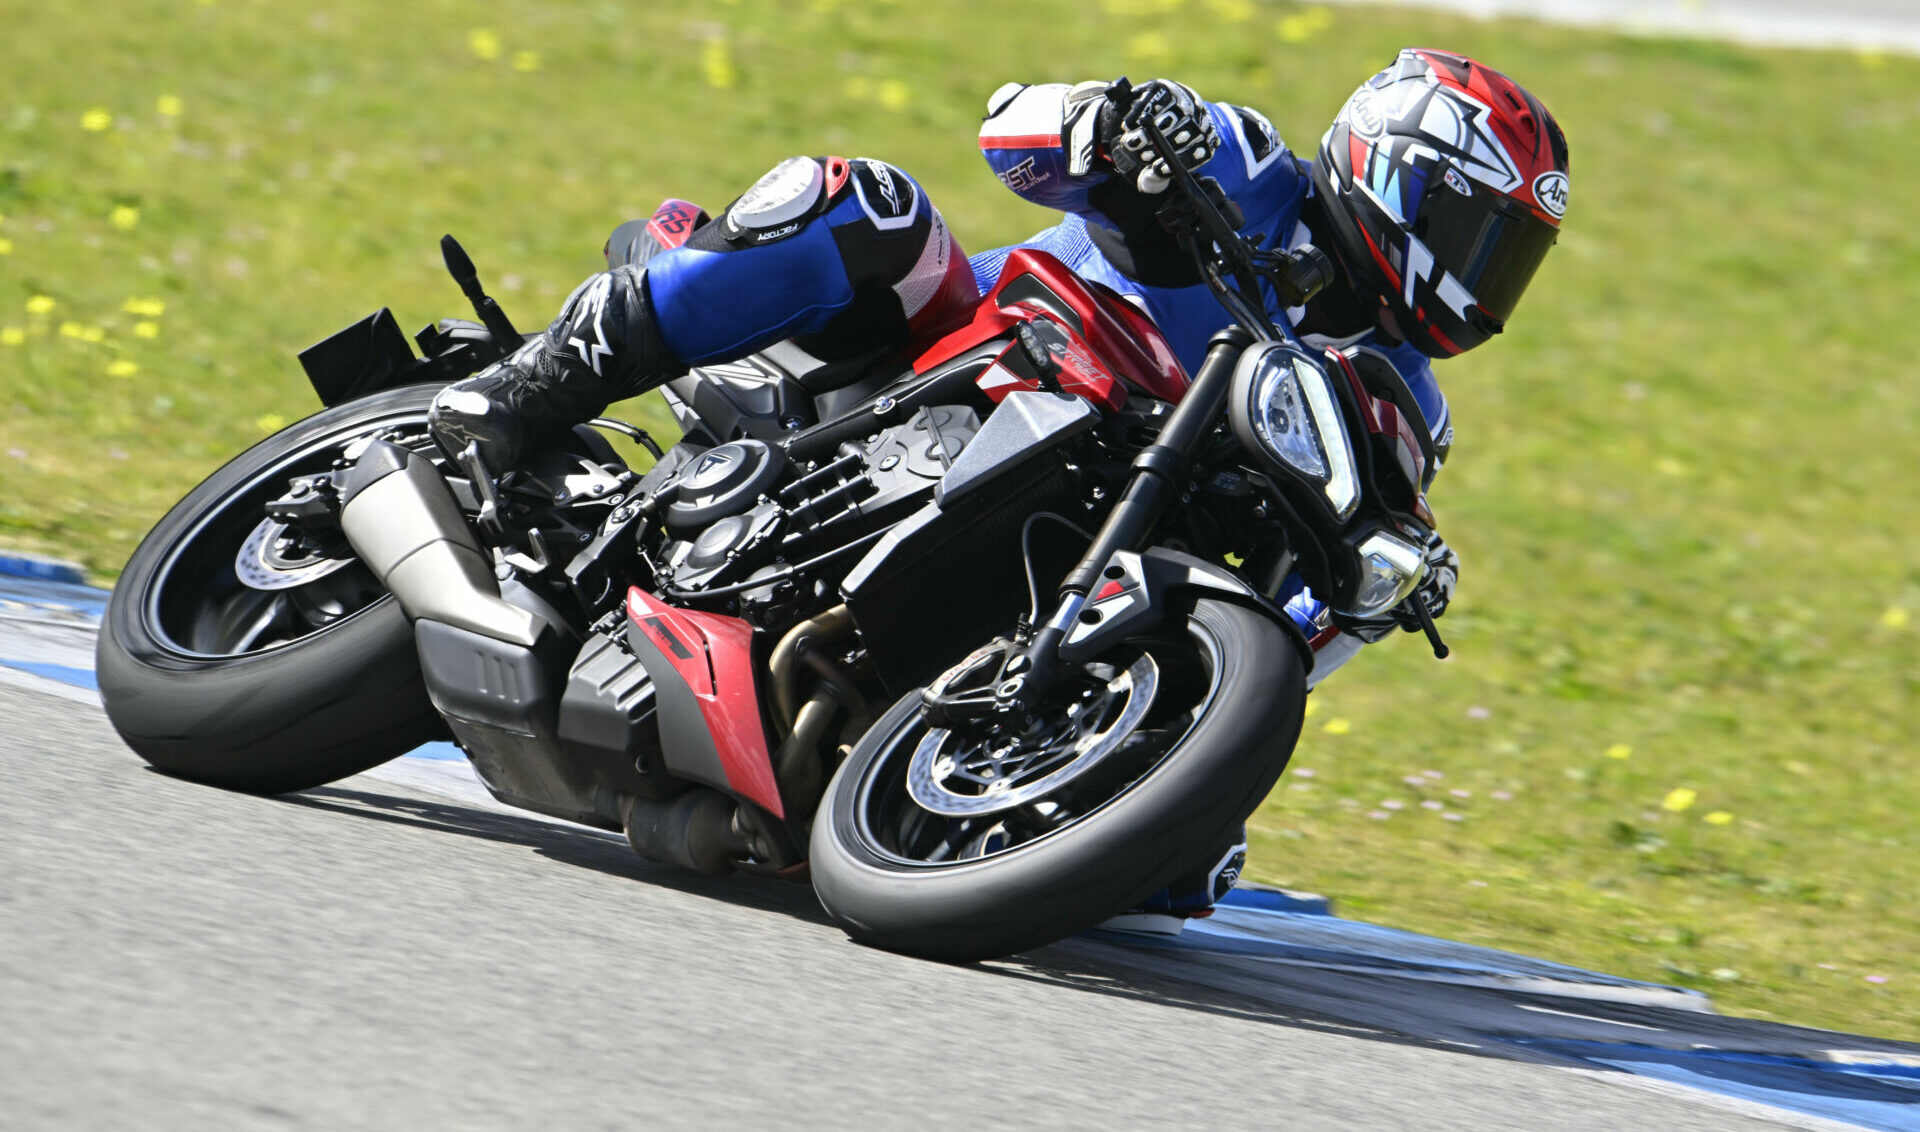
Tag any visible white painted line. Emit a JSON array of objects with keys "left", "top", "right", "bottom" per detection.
[
  {"left": 1515, "top": 1002, "right": 1670, "bottom": 1031},
  {"left": 1316, "top": 0, "right": 1920, "bottom": 56},
  {"left": 0, "top": 664, "right": 100, "bottom": 705}
]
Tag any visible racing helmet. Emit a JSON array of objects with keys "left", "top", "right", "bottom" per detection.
[{"left": 1312, "top": 48, "right": 1569, "bottom": 357}]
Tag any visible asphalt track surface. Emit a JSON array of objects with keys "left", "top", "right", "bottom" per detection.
[{"left": 3, "top": 681, "right": 1841, "bottom": 1132}]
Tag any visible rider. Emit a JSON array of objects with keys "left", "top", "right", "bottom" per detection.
[{"left": 429, "top": 48, "right": 1570, "bottom": 918}]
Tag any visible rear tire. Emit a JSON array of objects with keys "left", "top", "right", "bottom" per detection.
[
  {"left": 809, "top": 597, "right": 1304, "bottom": 961},
  {"left": 98, "top": 385, "right": 450, "bottom": 794}
]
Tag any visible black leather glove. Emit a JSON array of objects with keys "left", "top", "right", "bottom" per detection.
[
  {"left": 1064, "top": 78, "right": 1220, "bottom": 194},
  {"left": 1337, "top": 531, "right": 1459, "bottom": 644}
]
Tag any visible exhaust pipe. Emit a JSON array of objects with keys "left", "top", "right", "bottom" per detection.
[
  {"left": 623, "top": 789, "right": 749, "bottom": 877},
  {"left": 336, "top": 439, "right": 545, "bottom": 647}
]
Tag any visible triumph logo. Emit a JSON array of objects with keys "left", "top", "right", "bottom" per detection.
[{"left": 1533, "top": 170, "right": 1569, "bottom": 219}]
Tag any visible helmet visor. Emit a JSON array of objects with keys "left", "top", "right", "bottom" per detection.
[{"left": 1413, "top": 181, "right": 1558, "bottom": 326}]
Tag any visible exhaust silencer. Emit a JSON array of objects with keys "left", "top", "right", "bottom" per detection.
[{"left": 337, "top": 439, "right": 545, "bottom": 648}]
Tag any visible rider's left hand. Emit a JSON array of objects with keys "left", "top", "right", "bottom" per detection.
[{"left": 1411, "top": 532, "right": 1458, "bottom": 622}]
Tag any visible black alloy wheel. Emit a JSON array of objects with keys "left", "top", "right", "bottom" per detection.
[{"left": 810, "top": 596, "right": 1305, "bottom": 962}]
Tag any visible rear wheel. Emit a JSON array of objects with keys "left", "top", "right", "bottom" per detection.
[
  {"left": 809, "top": 597, "right": 1305, "bottom": 961},
  {"left": 98, "top": 385, "right": 450, "bottom": 794}
]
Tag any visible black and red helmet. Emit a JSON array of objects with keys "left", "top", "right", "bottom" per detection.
[{"left": 1312, "top": 48, "right": 1569, "bottom": 358}]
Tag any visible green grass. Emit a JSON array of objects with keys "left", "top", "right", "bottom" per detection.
[{"left": 4, "top": 0, "right": 1918, "bottom": 1039}]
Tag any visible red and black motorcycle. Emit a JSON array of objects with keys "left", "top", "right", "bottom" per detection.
[{"left": 99, "top": 119, "right": 1447, "bottom": 960}]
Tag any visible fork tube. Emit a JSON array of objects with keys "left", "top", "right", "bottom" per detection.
[
  {"left": 1018, "top": 326, "right": 1253, "bottom": 686},
  {"left": 1056, "top": 325, "right": 1252, "bottom": 598}
]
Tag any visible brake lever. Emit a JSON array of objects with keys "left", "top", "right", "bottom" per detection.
[{"left": 1407, "top": 593, "right": 1451, "bottom": 660}]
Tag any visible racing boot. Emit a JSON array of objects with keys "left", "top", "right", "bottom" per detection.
[
  {"left": 1098, "top": 831, "right": 1247, "bottom": 936},
  {"left": 430, "top": 264, "right": 683, "bottom": 472}
]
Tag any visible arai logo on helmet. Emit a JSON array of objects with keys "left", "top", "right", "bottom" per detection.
[
  {"left": 1347, "top": 88, "right": 1385, "bottom": 138},
  {"left": 1533, "top": 170, "right": 1569, "bottom": 218}
]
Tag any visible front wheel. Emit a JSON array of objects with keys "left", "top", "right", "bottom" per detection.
[{"left": 809, "top": 597, "right": 1305, "bottom": 962}]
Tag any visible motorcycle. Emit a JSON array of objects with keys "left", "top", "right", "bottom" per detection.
[{"left": 99, "top": 103, "right": 1448, "bottom": 960}]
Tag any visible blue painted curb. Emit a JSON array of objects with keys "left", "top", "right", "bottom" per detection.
[
  {"left": 1219, "top": 882, "right": 1333, "bottom": 916},
  {"left": 0, "top": 551, "right": 89, "bottom": 586}
]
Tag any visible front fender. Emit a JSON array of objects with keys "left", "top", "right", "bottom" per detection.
[{"left": 1058, "top": 547, "right": 1314, "bottom": 672}]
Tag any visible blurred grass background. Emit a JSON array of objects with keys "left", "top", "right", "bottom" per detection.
[{"left": 3, "top": 0, "right": 1916, "bottom": 1038}]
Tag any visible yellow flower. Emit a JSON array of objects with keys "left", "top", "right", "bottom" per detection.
[
  {"left": 256, "top": 412, "right": 288, "bottom": 432},
  {"left": 512, "top": 50, "right": 541, "bottom": 73},
  {"left": 1206, "top": 0, "right": 1253, "bottom": 20},
  {"left": 81, "top": 108, "right": 113, "bottom": 132},
  {"left": 1303, "top": 699, "right": 1319, "bottom": 719},
  {"left": 878, "top": 80, "right": 909, "bottom": 112},
  {"left": 25, "top": 295, "right": 57, "bottom": 315},
  {"left": 1606, "top": 743, "right": 1633, "bottom": 760},
  {"left": 0, "top": 327, "right": 24, "bottom": 346},
  {"left": 0, "top": 237, "right": 12, "bottom": 256},
  {"left": 1882, "top": 607, "right": 1910, "bottom": 630},
  {"left": 106, "top": 359, "right": 139, "bottom": 378},
  {"left": 157, "top": 94, "right": 184, "bottom": 117},
  {"left": 110, "top": 205, "right": 141, "bottom": 231},
  {"left": 1126, "top": 31, "right": 1173, "bottom": 66},
  {"left": 702, "top": 37, "right": 736, "bottom": 89},
  {"left": 122, "top": 297, "right": 167, "bottom": 318},
  {"left": 133, "top": 321, "right": 160, "bottom": 339},
  {"left": 469, "top": 28, "right": 502, "bottom": 61},
  {"left": 1321, "top": 717, "right": 1352, "bottom": 736},
  {"left": 1704, "top": 811, "right": 1734, "bottom": 826},
  {"left": 1662, "top": 787, "right": 1698, "bottom": 813},
  {"left": 1277, "top": 9, "right": 1330, "bottom": 43},
  {"left": 59, "top": 321, "right": 87, "bottom": 340}
]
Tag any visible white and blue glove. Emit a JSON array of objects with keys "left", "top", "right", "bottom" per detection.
[{"left": 1063, "top": 78, "right": 1221, "bottom": 194}]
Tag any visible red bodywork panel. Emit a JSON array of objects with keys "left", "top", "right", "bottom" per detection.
[
  {"left": 625, "top": 587, "right": 784, "bottom": 819},
  {"left": 1325, "top": 347, "right": 1427, "bottom": 495},
  {"left": 913, "top": 250, "right": 1189, "bottom": 408}
]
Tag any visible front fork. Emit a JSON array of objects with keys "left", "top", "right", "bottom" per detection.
[{"left": 1001, "top": 326, "right": 1254, "bottom": 705}]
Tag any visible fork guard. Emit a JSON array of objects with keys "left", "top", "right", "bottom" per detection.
[{"left": 1057, "top": 547, "right": 1313, "bottom": 671}]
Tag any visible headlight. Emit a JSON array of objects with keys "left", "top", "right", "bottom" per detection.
[
  {"left": 1343, "top": 529, "right": 1427, "bottom": 618},
  {"left": 1228, "top": 343, "right": 1359, "bottom": 520}
]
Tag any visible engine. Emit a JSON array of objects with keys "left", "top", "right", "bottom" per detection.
[{"left": 646, "top": 404, "right": 982, "bottom": 605}]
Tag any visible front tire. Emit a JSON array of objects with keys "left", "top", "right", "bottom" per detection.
[
  {"left": 98, "top": 385, "right": 450, "bottom": 794},
  {"left": 810, "top": 597, "right": 1305, "bottom": 962}
]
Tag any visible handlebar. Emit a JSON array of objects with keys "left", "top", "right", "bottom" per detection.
[{"left": 1107, "top": 80, "right": 1335, "bottom": 339}]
